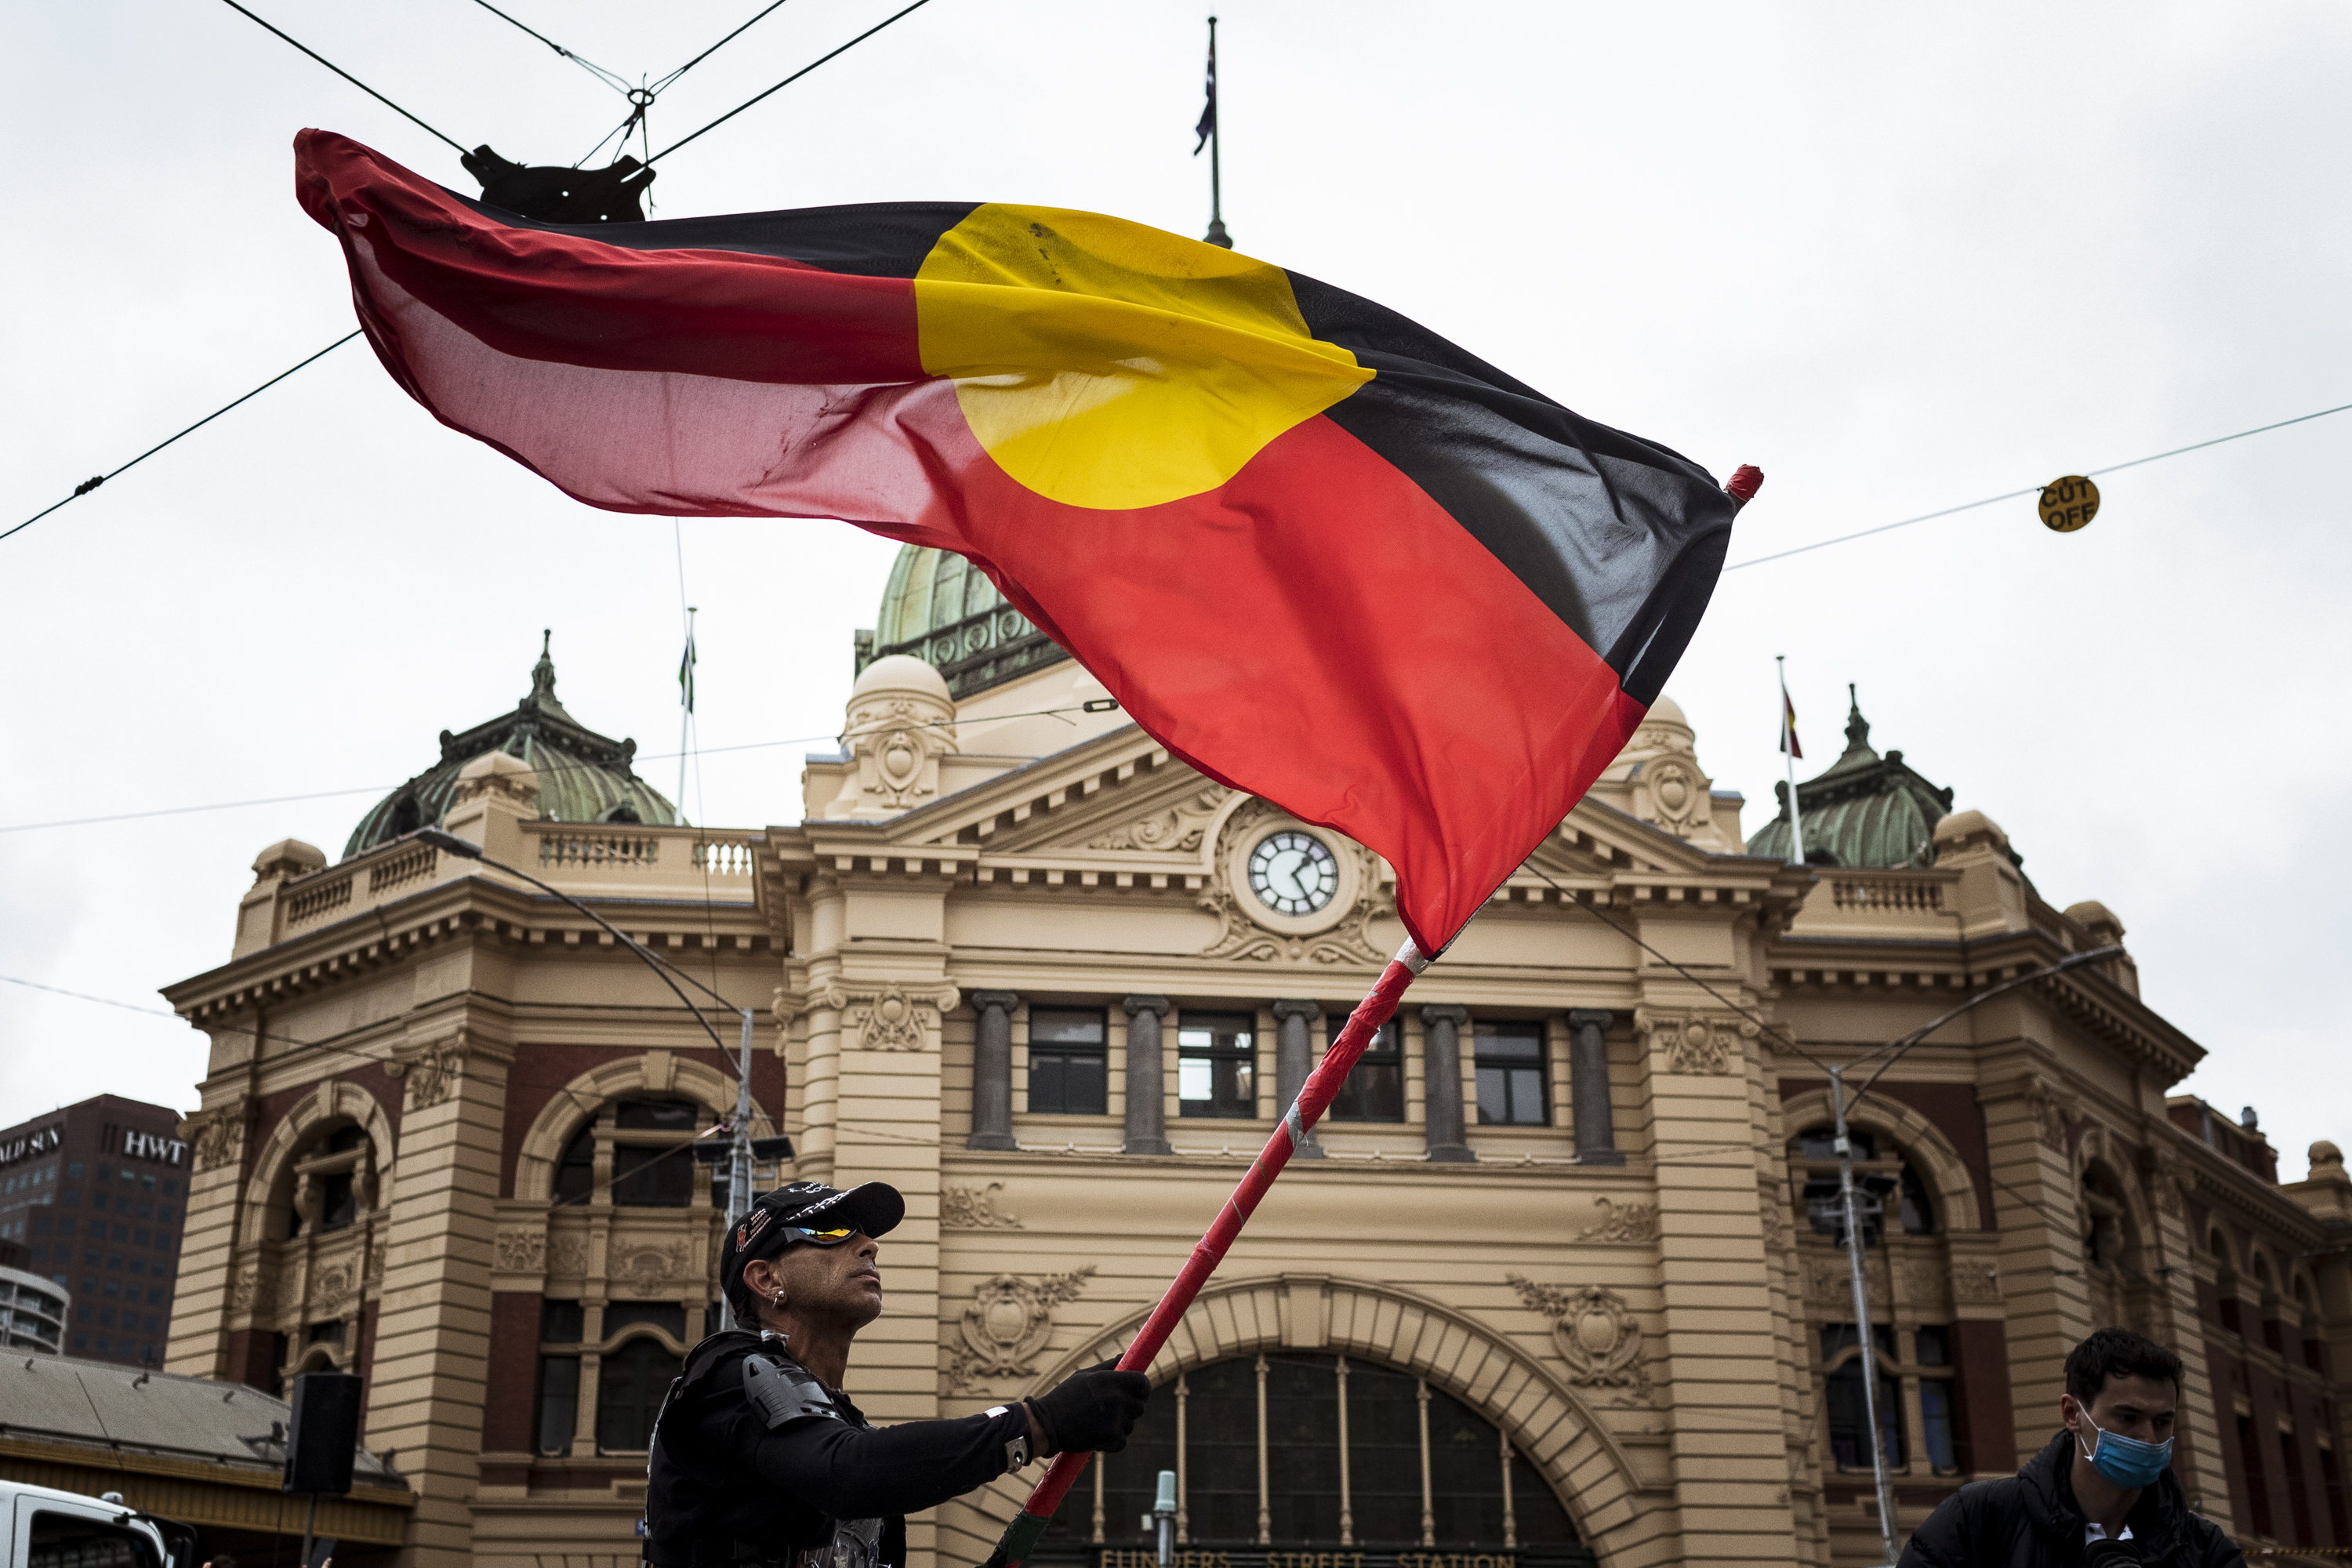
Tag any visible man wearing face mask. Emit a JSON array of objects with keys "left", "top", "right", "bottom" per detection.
[
  {"left": 1900, "top": 1327, "right": 2241, "bottom": 1568},
  {"left": 643, "top": 1181, "right": 1151, "bottom": 1568}
]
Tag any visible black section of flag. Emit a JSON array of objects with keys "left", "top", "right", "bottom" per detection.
[{"left": 1287, "top": 272, "right": 1733, "bottom": 702}]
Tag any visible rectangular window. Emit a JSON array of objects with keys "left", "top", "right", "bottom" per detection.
[
  {"left": 541, "top": 1299, "right": 585, "bottom": 1344},
  {"left": 1473, "top": 1021, "right": 1548, "bottom": 1126},
  {"left": 1027, "top": 1007, "right": 1109, "bottom": 1116},
  {"left": 611, "top": 1147, "right": 692, "bottom": 1207},
  {"left": 1820, "top": 1324, "right": 1904, "bottom": 1471},
  {"left": 1178, "top": 1013, "right": 1258, "bottom": 1120},
  {"left": 1326, "top": 1016, "right": 1404, "bottom": 1123},
  {"left": 536, "top": 1355, "right": 580, "bottom": 1456}
]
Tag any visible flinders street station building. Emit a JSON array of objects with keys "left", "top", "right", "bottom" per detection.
[{"left": 161, "top": 549, "right": 2351, "bottom": 1568}]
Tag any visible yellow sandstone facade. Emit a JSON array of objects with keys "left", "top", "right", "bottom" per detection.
[{"left": 162, "top": 558, "right": 2350, "bottom": 1568}]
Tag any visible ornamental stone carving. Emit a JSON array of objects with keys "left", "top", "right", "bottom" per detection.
[
  {"left": 946, "top": 1266, "right": 1094, "bottom": 1392},
  {"left": 451, "top": 749, "right": 539, "bottom": 808},
  {"left": 1758, "top": 1179, "right": 1794, "bottom": 1254},
  {"left": 2024, "top": 1076, "right": 2078, "bottom": 1153},
  {"left": 1951, "top": 1260, "right": 2002, "bottom": 1304},
  {"left": 942, "top": 1183, "right": 1025, "bottom": 1229},
  {"left": 549, "top": 1233, "right": 588, "bottom": 1279},
  {"left": 230, "top": 1260, "right": 277, "bottom": 1315},
  {"left": 1505, "top": 1275, "right": 1651, "bottom": 1402},
  {"left": 389, "top": 1032, "right": 471, "bottom": 1109},
  {"left": 1636, "top": 1008, "right": 1754, "bottom": 1076},
  {"left": 813, "top": 981, "right": 962, "bottom": 1051},
  {"left": 1085, "top": 786, "right": 1227, "bottom": 851},
  {"left": 612, "top": 1240, "right": 694, "bottom": 1295},
  {"left": 1576, "top": 1197, "right": 1658, "bottom": 1243},
  {"left": 496, "top": 1227, "right": 548, "bottom": 1272},
  {"left": 312, "top": 1263, "right": 354, "bottom": 1314},
  {"left": 827, "top": 656, "right": 957, "bottom": 819},
  {"left": 2142, "top": 1143, "right": 2186, "bottom": 1218},
  {"left": 189, "top": 1107, "right": 247, "bottom": 1173}
]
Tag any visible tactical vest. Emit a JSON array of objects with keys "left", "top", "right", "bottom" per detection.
[{"left": 644, "top": 1331, "right": 894, "bottom": 1568}]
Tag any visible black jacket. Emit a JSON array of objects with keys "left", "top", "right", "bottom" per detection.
[
  {"left": 1900, "top": 1429, "right": 2243, "bottom": 1568},
  {"left": 644, "top": 1331, "right": 1034, "bottom": 1568}
]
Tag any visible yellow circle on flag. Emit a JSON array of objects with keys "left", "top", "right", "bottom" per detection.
[
  {"left": 2038, "top": 475, "right": 2100, "bottom": 532},
  {"left": 913, "top": 205, "right": 1370, "bottom": 511}
]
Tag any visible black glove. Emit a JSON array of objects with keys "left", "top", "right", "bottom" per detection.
[{"left": 1029, "top": 1359, "right": 1150, "bottom": 1455}]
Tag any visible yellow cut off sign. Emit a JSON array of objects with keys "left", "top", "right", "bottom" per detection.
[{"left": 2039, "top": 475, "right": 2100, "bottom": 532}]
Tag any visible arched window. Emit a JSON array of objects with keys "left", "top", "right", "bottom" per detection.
[
  {"left": 1789, "top": 1127, "right": 1935, "bottom": 1246},
  {"left": 285, "top": 1123, "right": 373, "bottom": 1240},
  {"left": 1077, "top": 1352, "right": 1587, "bottom": 1562},
  {"left": 546, "top": 1098, "right": 710, "bottom": 1209},
  {"left": 387, "top": 793, "right": 423, "bottom": 837}
]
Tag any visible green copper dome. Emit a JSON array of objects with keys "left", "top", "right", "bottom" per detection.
[
  {"left": 1747, "top": 688, "right": 1955, "bottom": 869},
  {"left": 343, "top": 634, "right": 679, "bottom": 860},
  {"left": 856, "top": 546, "right": 1068, "bottom": 699}
]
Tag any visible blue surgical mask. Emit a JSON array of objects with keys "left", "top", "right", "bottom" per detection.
[{"left": 2078, "top": 1413, "right": 2172, "bottom": 1490}]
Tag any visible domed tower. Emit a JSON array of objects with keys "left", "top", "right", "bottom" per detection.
[
  {"left": 855, "top": 545, "right": 1069, "bottom": 699},
  {"left": 1746, "top": 685, "right": 1956, "bottom": 868},
  {"left": 343, "top": 633, "right": 678, "bottom": 858}
]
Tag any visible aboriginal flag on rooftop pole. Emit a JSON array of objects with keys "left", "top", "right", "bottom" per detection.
[{"left": 294, "top": 130, "right": 1757, "bottom": 959}]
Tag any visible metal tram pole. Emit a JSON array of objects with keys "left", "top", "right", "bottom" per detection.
[
  {"left": 1826, "top": 942, "right": 2125, "bottom": 1565},
  {"left": 1831, "top": 1062, "right": 1900, "bottom": 1567}
]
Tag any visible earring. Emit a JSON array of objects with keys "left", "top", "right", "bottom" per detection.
[{"left": 773, "top": 1289, "right": 786, "bottom": 1305}]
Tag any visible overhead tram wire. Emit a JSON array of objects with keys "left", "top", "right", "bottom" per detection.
[
  {"left": 648, "top": 0, "right": 938, "bottom": 165},
  {"left": 2, "top": 333, "right": 364, "bottom": 544},
  {"left": 1722, "top": 398, "right": 2352, "bottom": 573},
  {"left": 463, "top": 0, "right": 633, "bottom": 95},
  {"left": 12, "top": 1, "right": 942, "bottom": 543},
  {"left": 212, "top": 0, "right": 466, "bottom": 154},
  {"left": 0, "top": 701, "right": 1112, "bottom": 834}
]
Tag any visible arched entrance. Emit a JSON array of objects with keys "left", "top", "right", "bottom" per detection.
[{"left": 1045, "top": 1350, "right": 1592, "bottom": 1568}]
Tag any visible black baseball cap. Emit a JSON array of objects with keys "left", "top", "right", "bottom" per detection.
[{"left": 720, "top": 1181, "right": 904, "bottom": 1309}]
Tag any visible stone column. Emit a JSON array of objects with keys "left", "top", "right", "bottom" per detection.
[
  {"left": 1418, "top": 1004, "right": 1474, "bottom": 1163},
  {"left": 1271, "top": 1000, "right": 1324, "bottom": 1158},
  {"left": 966, "top": 991, "right": 1019, "bottom": 1150},
  {"left": 1566, "top": 1009, "right": 1624, "bottom": 1165},
  {"left": 1123, "top": 996, "right": 1173, "bottom": 1155}
]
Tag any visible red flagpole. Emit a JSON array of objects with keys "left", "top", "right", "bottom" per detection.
[{"left": 982, "top": 939, "right": 1430, "bottom": 1568}]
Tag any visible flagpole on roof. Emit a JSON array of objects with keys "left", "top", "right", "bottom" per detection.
[
  {"left": 677, "top": 605, "right": 698, "bottom": 811},
  {"left": 1777, "top": 655, "right": 1806, "bottom": 866},
  {"left": 1196, "top": 16, "right": 1231, "bottom": 248}
]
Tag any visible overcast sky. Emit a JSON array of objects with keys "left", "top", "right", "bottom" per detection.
[{"left": 2, "top": 2, "right": 2345, "bottom": 1176}]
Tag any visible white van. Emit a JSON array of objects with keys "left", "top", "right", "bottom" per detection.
[{"left": 0, "top": 1480, "right": 193, "bottom": 1568}]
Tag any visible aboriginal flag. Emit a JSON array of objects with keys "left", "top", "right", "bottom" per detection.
[{"left": 296, "top": 131, "right": 1747, "bottom": 956}]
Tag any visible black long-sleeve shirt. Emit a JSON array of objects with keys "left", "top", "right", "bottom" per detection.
[{"left": 646, "top": 1331, "right": 1031, "bottom": 1568}]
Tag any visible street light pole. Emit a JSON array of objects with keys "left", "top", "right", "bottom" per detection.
[
  {"left": 412, "top": 826, "right": 763, "bottom": 1246},
  {"left": 1832, "top": 1062, "right": 1899, "bottom": 1566},
  {"left": 1826, "top": 942, "right": 2125, "bottom": 1565}
]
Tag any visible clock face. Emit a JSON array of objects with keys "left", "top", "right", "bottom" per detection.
[{"left": 1247, "top": 830, "right": 1339, "bottom": 916}]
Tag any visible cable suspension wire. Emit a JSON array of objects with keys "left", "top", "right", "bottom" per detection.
[
  {"left": 1724, "top": 398, "right": 2352, "bottom": 572},
  {"left": 463, "top": 0, "right": 633, "bottom": 94},
  {"left": 652, "top": 0, "right": 796, "bottom": 93},
  {"left": 212, "top": 0, "right": 466, "bottom": 153},
  {"left": 0, "top": 702, "right": 1107, "bottom": 834},
  {"left": 649, "top": 0, "right": 937, "bottom": 164},
  {"left": 2, "top": 332, "right": 365, "bottom": 545}
]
